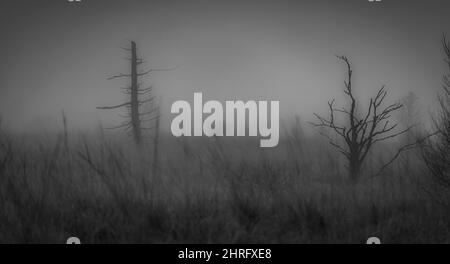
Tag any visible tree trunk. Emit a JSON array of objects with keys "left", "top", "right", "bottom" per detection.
[
  {"left": 348, "top": 156, "right": 361, "bottom": 182},
  {"left": 130, "top": 41, "right": 141, "bottom": 144}
]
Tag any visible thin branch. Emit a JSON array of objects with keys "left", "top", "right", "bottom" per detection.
[
  {"left": 137, "top": 66, "right": 179, "bottom": 76},
  {"left": 97, "top": 102, "right": 131, "bottom": 110},
  {"left": 370, "top": 132, "right": 439, "bottom": 178},
  {"left": 372, "top": 126, "right": 412, "bottom": 144},
  {"left": 107, "top": 73, "right": 131, "bottom": 80},
  {"left": 105, "top": 121, "right": 133, "bottom": 130}
]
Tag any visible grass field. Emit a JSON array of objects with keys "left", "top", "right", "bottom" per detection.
[{"left": 0, "top": 123, "right": 448, "bottom": 244}]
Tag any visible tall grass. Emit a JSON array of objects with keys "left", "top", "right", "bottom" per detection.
[{"left": 0, "top": 124, "right": 448, "bottom": 243}]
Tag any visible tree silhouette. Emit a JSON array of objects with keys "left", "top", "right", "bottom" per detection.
[
  {"left": 312, "top": 56, "right": 412, "bottom": 181},
  {"left": 422, "top": 35, "right": 450, "bottom": 203},
  {"left": 97, "top": 41, "right": 174, "bottom": 144}
]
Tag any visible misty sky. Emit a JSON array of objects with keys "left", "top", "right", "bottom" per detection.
[{"left": 0, "top": 0, "right": 449, "bottom": 133}]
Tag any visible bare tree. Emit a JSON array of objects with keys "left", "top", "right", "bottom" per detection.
[
  {"left": 97, "top": 41, "right": 174, "bottom": 145},
  {"left": 422, "top": 35, "right": 450, "bottom": 204},
  {"left": 312, "top": 56, "right": 412, "bottom": 182}
]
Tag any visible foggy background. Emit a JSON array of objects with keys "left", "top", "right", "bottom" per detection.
[{"left": 0, "top": 0, "right": 449, "bottom": 133}]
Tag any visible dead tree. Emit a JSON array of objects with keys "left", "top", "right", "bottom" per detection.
[
  {"left": 97, "top": 41, "right": 173, "bottom": 145},
  {"left": 312, "top": 56, "right": 412, "bottom": 182},
  {"left": 421, "top": 35, "right": 450, "bottom": 204}
]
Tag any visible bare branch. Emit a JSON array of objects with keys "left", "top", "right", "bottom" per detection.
[
  {"left": 97, "top": 102, "right": 131, "bottom": 110},
  {"left": 105, "top": 121, "right": 133, "bottom": 130},
  {"left": 107, "top": 73, "right": 131, "bottom": 80},
  {"left": 138, "top": 66, "right": 179, "bottom": 76},
  {"left": 371, "top": 133, "right": 438, "bottom": 178},
  {"left": 372, "top": 126, "right": 412, "bottom": 144}
]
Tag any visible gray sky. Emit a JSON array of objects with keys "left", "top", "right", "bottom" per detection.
[{"left": 0, "top": 0, "right": 449, "bottom": 133}]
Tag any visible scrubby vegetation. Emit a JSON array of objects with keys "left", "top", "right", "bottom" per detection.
[{"left": 0, "top": 125, "right": 448, "bottom": 244}]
